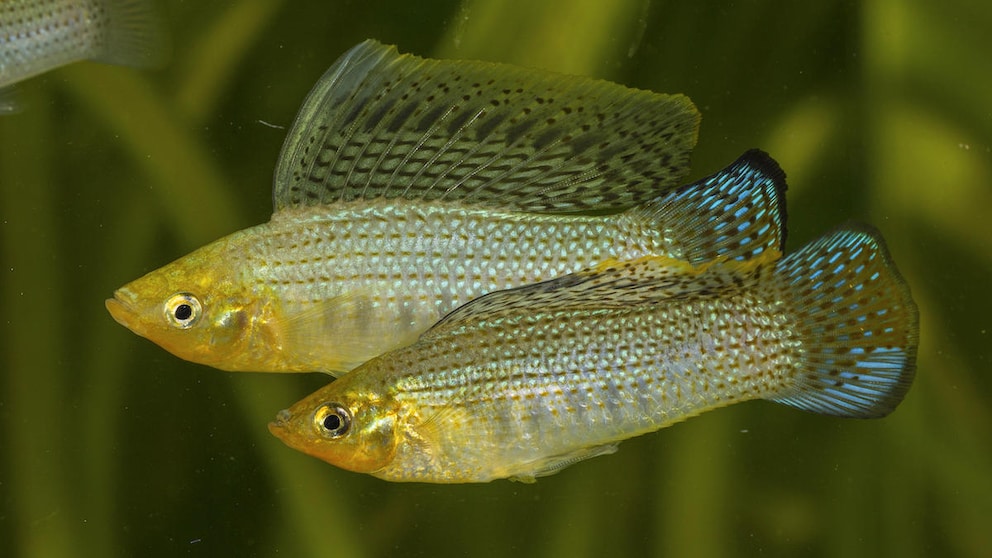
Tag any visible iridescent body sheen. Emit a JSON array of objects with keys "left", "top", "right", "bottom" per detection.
[
  {"left": 269, "top": 226, "right": 918, "bottom": 483},
  {"left": 0, "top": 0, "right": 163, "bottom": 93},
  {"left": 106, "top": 40, "right": 754, "bottom": 375},
  {"left": 107, "top": 153, "right": 783, "bottom": 374}
]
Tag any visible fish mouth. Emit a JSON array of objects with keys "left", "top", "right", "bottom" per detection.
[
  {"left": 105, "top": 288, "right": 139, "bottom": 329},
  {"left": 267, "top": 409, "right": 293, "bottom": 438},
  {"left": 270, "top": 409, "right": 292, "bottom": 428}
]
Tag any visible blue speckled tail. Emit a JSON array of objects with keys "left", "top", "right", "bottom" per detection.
[{"left": 767, "top": 224, "right": 919, "bottom": 418}]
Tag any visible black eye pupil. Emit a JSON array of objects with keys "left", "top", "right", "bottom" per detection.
[
  {"left": 174, "top": 304, "right": 193, "bottom": 321},
  {"left": 315, "top": 403, "right": 351, "bottom": 438},
  {"left": 323, "top": 413, "right": 342, "bottom": 431}
]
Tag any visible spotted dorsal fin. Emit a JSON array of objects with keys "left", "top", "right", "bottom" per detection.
[{"left": 273, "top": 39, "right": 700, "bottom": 213}]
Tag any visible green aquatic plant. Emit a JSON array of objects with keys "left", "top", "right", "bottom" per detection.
[{"left": 1, "top": 0, "right": 989, "bottom": 556}]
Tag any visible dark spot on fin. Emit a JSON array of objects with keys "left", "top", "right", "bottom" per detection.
[{"left": 272, "top": 39, "right": 700, "bottom": 213}]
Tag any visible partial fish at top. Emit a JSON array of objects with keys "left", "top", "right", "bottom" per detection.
[
  {"left": 107, "top": 40, "right": 781, "bottom": 376},
  {"left": 0, "top": 0, "right": 165, "bottom": 112}
]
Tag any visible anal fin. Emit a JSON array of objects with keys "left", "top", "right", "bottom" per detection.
[{"left": 509, "top": 443, "right": 619, "bottom": 483}]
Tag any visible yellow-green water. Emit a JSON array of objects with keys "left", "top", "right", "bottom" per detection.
[{"left": 1, "top": 1, "right": 989, "bottom": 556}]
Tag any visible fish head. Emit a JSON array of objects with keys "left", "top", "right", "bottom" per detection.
[
  {"left": 269, "top": 377, "right": 400, "bottom": 474},
  {"left": 105, "top": 239, "right": 269, "bottom": 371}
]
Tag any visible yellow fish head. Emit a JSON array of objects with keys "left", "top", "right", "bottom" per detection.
[
  {"left": 105, "top": 240, "right": 272, "bottom": 371},
  {"left": 268, "top": 381, "right": 400, "bottom": 475}
]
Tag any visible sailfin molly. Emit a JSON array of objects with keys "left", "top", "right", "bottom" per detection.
[
  {"left": 268, "top": 225, "right": 917, "bottom": 483},
  {"left": 107, "top": 147, "right": 785, "bottom": 375},
  {"left": 106, "top": 40, "right": 779, "bottom": 376}
]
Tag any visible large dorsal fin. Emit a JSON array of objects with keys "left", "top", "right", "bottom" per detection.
[
  {"left": 426, "top": 250, "right": 779, "bottom": 339},
  {"left": 273, "top": 39, "right": 700, "bottom": 213}
]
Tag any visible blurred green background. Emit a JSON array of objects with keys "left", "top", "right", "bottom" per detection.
[{"left": 1, "top": 0, "right": 989, "bottom": 556}]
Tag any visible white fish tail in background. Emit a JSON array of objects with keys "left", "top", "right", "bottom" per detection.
[{"left": 0, "top": 0, "right": 166, "bottom": 109}]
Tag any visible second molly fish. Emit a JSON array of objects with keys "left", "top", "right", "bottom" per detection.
[
  {"left": 269, "top": 224, "right": 919, "bottom": 483},
  {"left": 106, "top": 39, "right": 754, "bottom": 374}
]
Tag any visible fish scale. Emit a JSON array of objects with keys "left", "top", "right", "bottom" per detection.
[
  {"left": 256, "top": 203, "right": 654, "bottom": 299},
  {"left": 269, "top": 225, "right": 917, "bottom": 483},
  {"left": 106, "top": 41, "right": 790, "bottom": 376},
  {"left": 0, "top": 0, "right": 163, "bottom": 94},
  {"left": 391, "top": 292, "right": 795, "bottom": 448},
  {"left": 236, "top": 203, "right": 666, "bottom": 372}
]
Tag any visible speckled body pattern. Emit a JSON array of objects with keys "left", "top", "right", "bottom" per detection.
[
  {"left": 0, "top": 0, "right": 108, "bottom": 87},
  {"left": 375, "top": 282, "right": 795, "bottom": 482},
  {"left": 106, "top": 39, "right": 712, "bottom": 375},
  {"left": 270, "top": 227, "right": 918, "bottom": 483},
  {"left": 107, "top": 148, "right": 786, "bottom": 374},
  {"left": 0, "top": 0, "right": 160, "bottom": 89},
  {"left": 107, "top": 148, "right": 786, "bottom": 376},
  {"left": 221, "top": 200, "right": 669, "bottom": 373}
]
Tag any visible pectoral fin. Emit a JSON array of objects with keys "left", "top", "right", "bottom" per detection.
[{"left": 0, "top": 88, "right": 19, "bottom": 114}]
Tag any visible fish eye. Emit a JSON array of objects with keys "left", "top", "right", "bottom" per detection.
[
  {"left": 164, "top": 293, "right": 202, "bottom": 329},
  {"left": 313, "top": 402, "right": 352, "bottom": 439}
]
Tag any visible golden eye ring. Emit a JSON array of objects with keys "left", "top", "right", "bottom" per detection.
[
  {"left": 164, "top": 293, "right": 202, "bottom": 329},
  {"left": 313, "top": 402, "right": 352, "bottom": 439}
]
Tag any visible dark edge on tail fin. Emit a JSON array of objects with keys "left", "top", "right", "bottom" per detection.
[{"left": 738, "top": 149, "right": 788, "bottom": 250}]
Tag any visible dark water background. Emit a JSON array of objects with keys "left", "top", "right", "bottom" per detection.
[{"left": 2, "top": 1, "right": 989, "bottom": 556}]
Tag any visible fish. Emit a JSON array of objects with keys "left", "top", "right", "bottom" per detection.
[
  {"left": 105, "top": 39, "right": 774, "bottom": 375},
  {"left": 267, "top": 223, "right": 919, "bottom": 483},
  {"left": 0, "top": 0, "right": 165, "bottom": 111}
]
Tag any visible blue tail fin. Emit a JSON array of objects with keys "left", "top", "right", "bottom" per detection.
[
  {"left": 767, "top": 225, "right": 919, "bottom": 418},
  {"left": 633, "top": 149, "right": 788, "bottom": 265}
]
